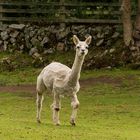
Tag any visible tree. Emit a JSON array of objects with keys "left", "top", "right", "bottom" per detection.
[
  {"left": 133, "top": 0, "right": 140, "bottom": 56},
  {"left": 121, "top": 0, "right": 132, "bottom": 47},
  {"left": 121, "top": 0, "right": 140, "bottom": 63}
]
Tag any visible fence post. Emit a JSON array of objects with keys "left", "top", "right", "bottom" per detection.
[
  {"left": 0, "top": 4, "right": 2, "bottom": 26},
  {"left": 60, "top": 0, "right": 66, "bottom": 26}
]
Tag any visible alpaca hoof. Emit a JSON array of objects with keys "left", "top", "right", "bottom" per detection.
[
  {"left": 54, "top": 122, "right": 60, "bottom": 126},
  {"left": 53, "top": 120, "right": 60, "bottom": 126},
  {"left": 71, "top": 122, "right": 76, "bottom": 126},
  {"left": 56, "top": 123, "right": 60, "bottom": 126},
  {"left": 37, "top": 119, "right": 41, "bottom": 124},
  {"left": 70, "top": 119, "right": 76, "bottom": 126}
]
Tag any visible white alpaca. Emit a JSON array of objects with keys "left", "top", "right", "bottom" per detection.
[{"left": 36, "top": 35, "right": 92, "bottom": 125}]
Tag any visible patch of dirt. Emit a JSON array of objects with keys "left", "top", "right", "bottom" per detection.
[
  {"left": 0, "top": 85, "right": 36, "bottom": 94},
  {"left": 0, "top": 75, "right": 135, "bottom": 93},
  {"left": 80, "top": 76, "right": 123, "bottom": 88}
]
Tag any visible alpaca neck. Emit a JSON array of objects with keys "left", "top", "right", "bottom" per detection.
[{"left": 68, "top": 54, "right": 85, "bottom": 86}]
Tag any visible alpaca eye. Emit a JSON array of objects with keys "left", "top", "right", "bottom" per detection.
[
  {"left": 76, "top": 46, "right": 80, "bottom": 49},
  {"left": 85, "top": 46, "right": 89, "bottom": 49}
]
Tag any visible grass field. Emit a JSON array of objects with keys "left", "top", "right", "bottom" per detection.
[{"left": 0, "top": 69, "right": 140, "bottom": 140}]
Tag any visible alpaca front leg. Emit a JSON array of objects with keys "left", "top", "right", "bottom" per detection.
[
  {"left": 70, "top": 94, "right": 80, "bottom": 126},
  {"left": 52, "top": 93, "right": 61, "bottom": 125},
  {"left": 36, "top": 92, "right": 44, "bottom": 123}
]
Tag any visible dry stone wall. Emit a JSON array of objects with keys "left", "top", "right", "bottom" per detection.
[
  {"left": 0, "top": 24, "right": 122, "bottom": 52},
  {"left": 0, "top": 24, "right": 124, "bottom": 70}
]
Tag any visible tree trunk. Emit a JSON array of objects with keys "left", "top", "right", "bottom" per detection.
[
  {"left": 133, "top": 0, "right": 140, "bottom": 57},
  {"left": 121, "top": 0, "right": 132, "bottom": 46},
  {"left": 125, "top": 0, "right": 140, "bottom": 64},
  {"left": 121, "top": 0, "right": 133, "bottom": 63}
]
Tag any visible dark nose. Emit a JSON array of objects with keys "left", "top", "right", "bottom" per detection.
[{"left": 81, "top": 49, "right": 85, "bottom": 54}]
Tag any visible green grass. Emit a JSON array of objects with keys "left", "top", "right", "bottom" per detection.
[
  {"left": 0, "top": 69, "right": 140, "bottom": 140},
  {"left": 1, "top": 67, "right": 140, "bottom": 85},
  {"left": 0, "top": 67, "right": 41, "bottom": 86}
]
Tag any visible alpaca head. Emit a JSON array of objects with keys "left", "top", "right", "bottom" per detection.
[{"left": 73, "top": 35, "right": 92, "bottom": 57}]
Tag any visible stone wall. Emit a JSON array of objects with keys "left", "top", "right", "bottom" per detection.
[{"left": 0, "top": 24, "right": 124, "bottom": 70}]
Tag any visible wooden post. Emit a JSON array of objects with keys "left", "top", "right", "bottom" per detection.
[
  {"left": 0, "top": 4, "right": 2, "bottom": 26},
  {"left": 60, "top": 0, "right": 66, "bottom": 26}
]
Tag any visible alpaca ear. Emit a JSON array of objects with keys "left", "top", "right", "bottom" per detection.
[
  {"left": 73, "top": 35, "right": 79, "bottom": 45},
  {"left": 85, "top": 36, "right": 92, "bottom": 45}
]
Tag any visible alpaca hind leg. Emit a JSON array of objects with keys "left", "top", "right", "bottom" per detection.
[
  {"left": 36, "top": 76, "right": 45, "bottom": 123},
  {"left": 36, "top": 92, "right": 44, "bottom": 123},
  {"left": 51, "top": 93, "right": 61, "bottom": 125},
  {"left": 70, "top": 94, "right": 80, "bottom": 126}
]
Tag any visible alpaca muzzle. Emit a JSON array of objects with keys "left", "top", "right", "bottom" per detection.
[{"left": 81, "top": 50, "right": 85, "bottom": 55}]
